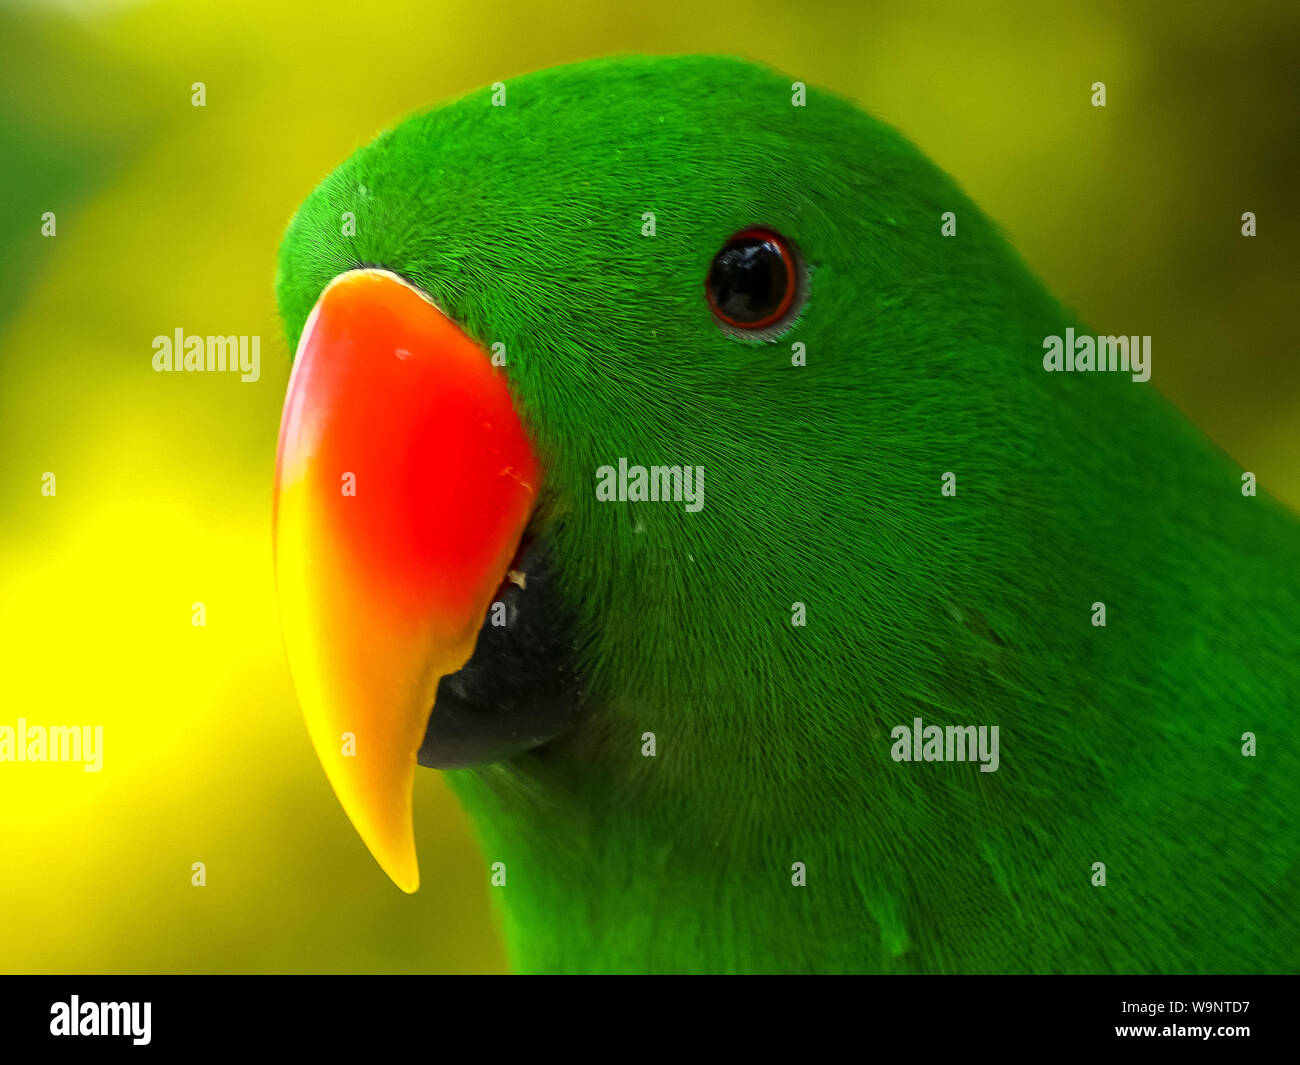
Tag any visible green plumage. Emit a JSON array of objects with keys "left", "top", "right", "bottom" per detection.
[{"left": 276, "top": 55, "right": 1300, "bottom": 973}]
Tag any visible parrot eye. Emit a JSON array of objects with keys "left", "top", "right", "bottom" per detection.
[{"left": 705, "top": 227, "right": 804, "bottom": 336}]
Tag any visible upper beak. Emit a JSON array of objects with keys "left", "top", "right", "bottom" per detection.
[{"left": 273, "top": 269, "right": 539, "bottom": 893}]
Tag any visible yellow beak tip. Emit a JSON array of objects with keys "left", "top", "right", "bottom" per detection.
[
  {"left": 356, "top": 816, "right": 420, "bottom": 893},
  {"left": 392, "top": 868, "right": 420, "bottom": 895}
]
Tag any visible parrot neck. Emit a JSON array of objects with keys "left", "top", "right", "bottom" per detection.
[{"left": 447, "top": 763, "right": 894, "bottom": 973}]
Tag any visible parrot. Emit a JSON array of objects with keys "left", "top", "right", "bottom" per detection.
[{"left": 271, "top": 54, "right": 1300, "bottom": 974}]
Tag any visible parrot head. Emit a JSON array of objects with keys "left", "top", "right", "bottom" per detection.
[{"left": 274, "top": 54, "right": 1058, "bottom": 906}]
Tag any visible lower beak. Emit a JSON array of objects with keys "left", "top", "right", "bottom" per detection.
[{"left": 273, "top": 269, "right": 538, "bottom": 893}]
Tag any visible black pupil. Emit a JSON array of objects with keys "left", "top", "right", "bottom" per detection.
[{"left": 707, "top": 237, "right": 788, "bottom": 324}]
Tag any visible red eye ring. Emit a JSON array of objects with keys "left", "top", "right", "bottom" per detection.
[{"left": 705, "top": 227, "right": 800, "bottom": 332}]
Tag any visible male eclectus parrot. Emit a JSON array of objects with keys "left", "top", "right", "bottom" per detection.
[{"left": 272, "top": 55, "right": 1300, "bottom": 974}]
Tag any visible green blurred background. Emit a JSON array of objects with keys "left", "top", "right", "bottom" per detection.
[{"left": 1, "top": 0, "right": 1295, "bottom": 972}]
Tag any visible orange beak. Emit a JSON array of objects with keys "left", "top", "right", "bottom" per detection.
[{"left": 273, "top": 269, "right": 538, "bottom": 892}]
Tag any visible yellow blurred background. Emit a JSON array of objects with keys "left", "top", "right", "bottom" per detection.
[{"left": 1, "top": 0, "right": 1296, "bottom": 972}]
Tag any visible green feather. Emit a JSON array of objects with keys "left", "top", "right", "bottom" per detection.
[{"left": 277, "top": 55, "right": 1300, "bottom": 973}]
